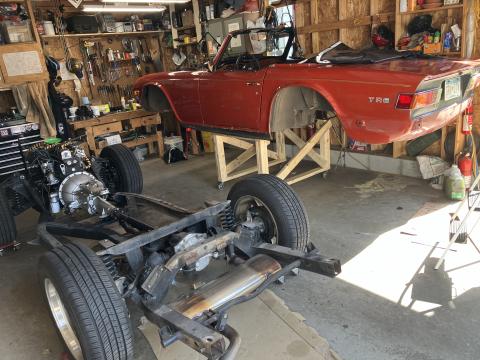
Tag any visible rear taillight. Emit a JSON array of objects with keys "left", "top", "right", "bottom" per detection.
[
  {"left": 396, "top": 88, "right": 441, "bottom": 110},
  {"left": 413, "top": 89, "right": 441, "bottom": 109},
  {"left": 396, "top": 94, "right": 414, "bottom": 109}
]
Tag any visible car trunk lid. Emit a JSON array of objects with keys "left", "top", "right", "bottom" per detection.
[{"left": 362, "top": 58, "right": 479, "bottom": 79}]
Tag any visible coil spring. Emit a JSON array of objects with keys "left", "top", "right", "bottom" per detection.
[
  {"left": 220, "top": 205, "right": 236, "bottom": 231},
  {"left": 6, "top": 188, "right": 25, "bottom": 212},
  {"left": 100, "top": 254, "right": 119, "bottom": 280}
]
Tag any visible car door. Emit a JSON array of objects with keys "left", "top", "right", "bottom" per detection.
[{"left": 198, "top": 68, "right": 266, "bottom": 131}]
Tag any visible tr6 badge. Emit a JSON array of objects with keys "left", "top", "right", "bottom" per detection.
[{"left": 369, "top": 97, "right": 390, "bottom": 104}]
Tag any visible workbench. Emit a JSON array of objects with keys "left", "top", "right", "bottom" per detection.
[{"left": 69, "top": 110, "right": 164, "bottom": 157}]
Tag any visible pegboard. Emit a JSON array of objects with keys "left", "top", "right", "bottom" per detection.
[{"left": 41, "top": 33, "right": 173, "bottom": 107}]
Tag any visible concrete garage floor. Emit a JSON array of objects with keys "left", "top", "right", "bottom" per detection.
[{"left": 1, "top": 153, "right": 479, "bottom": 360}]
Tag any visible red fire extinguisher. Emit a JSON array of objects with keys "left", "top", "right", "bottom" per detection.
[
  {"left": 458, "top": 153, "right": 473, "bottom": 189},
  {"left": 462, "top": 101, "right": 474, "bottom": 135}
]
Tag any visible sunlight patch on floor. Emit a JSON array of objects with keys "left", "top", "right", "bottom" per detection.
[{"left": 337, "top": 201, "right": 480, "bottom": 314}]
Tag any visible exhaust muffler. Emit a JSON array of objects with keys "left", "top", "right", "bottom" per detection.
[{"left": 170, "top": 254, "right": 282, "bottom": 319}]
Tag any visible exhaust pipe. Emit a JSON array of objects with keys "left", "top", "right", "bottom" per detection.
[{"left": 170, "top": 254, "right": 282, "bottom": 319}]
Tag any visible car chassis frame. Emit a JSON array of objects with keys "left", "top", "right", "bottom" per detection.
[{"left": 37, "top": 192, "right": 341, "bottom": 359}]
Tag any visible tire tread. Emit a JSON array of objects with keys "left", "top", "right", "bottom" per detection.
[
  {"left": 39, "top": 243, "right": 133, "bottom": 360},
  {"left": 0, "top": 186, "right": 16, "bottom": 246},
  {"left": 100, "top": 144, "right": 143, "bottom": 194},
  {"left": 228, "top": 174, "right": 309, "bottom": 250}
]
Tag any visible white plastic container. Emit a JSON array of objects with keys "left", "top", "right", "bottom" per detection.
[
  {"left": 44, "top": 21, "right": 55, "bottom": 35},
  {"left": 115, "top": 22, "right": 124, "bottom": 32},
  {"left": 164, "top": 136, "right": 183, "bottom": 151}
]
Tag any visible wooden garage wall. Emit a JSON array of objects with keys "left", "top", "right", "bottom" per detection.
[
  {"left": 293, "top": 0, "right": 479, "bottom": 160},
  {"left": 295, "top": 0, "right": 395, "bottom": 57}
]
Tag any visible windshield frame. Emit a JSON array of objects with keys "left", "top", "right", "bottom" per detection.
[{"left": 211, "top": 26, "right": 295, "bottom": 71}]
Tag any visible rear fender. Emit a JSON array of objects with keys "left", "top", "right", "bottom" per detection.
[{"left": 268, "top": 85, "right": 340, "bottom": 132}]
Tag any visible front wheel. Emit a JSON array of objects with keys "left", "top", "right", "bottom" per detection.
[
  {"left": 38, "top": 243, "right": 134, "bottom": 360},
  {"left": 227, "top": 174, "right": 310, "bottom": 250},
  {"left": 100, "top": 144, "right": 143, "bottom": 194}
]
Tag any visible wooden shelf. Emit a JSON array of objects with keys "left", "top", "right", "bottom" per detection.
[
  {"left": 442, "top": 51, "right": 462, "bottom": 57},
  {"left": 122, "top": 134, "right": 159, "bottom": 148},
  {"left": 176, "top": 41, "right": 198, "bottom": 47},
  {"left": 0, "top": 41, "right": 37, "bottom": 49},
  {"left": 174, "top": 25, "right": 195, "bottom": 31},
  {"left": 400, "top": 4, "right": 463, "bottom": 15},
  {"left": 41, "top": 30, "right": 167, "bottom": 39}
]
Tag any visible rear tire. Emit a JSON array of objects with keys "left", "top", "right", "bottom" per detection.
[
  {"left": 39, "top": 243, "right": 134, "bottom": 360},
  {"left": 100, "top": 144, "right": 143, "bottom": 194},
  {"left": 0, "top": 186, "right": 16, "bottom": 247},
  {"left": 228, "top": 174, "right": 310, "bottom": 250}
]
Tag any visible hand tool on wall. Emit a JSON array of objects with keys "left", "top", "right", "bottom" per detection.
[
  {"left": 132, "top": 56, "right": 142, "bottom": 75},
  {"left": 142, "top": 38, "right": 154, "bottom": 63},
  {"left": 108, "top": 60, "right": 121, "bottom": 82},
  {"left": 81, "top": 41, "right": 96, "bottom": 90},
  {"left": 137, "top": 38, "right": 147, "bottom": 63},
  {"left": 95, "top": 41, "right": 107, "bottom": 83}
]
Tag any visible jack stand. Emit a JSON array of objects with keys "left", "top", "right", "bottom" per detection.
[{"left": 213, "top": 121, "right": 331, "bottom": 188}]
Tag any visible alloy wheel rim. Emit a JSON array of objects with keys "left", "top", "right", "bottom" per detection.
[{"left": 44, "top": 278, "right": 83, "bottom": 360}]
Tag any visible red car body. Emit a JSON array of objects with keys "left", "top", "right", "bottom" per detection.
[{"left": 134, "top": 28, "right": 480, "bottom": 144}]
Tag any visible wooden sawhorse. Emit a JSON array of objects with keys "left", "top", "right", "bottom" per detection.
[{"left": 213, "top": 120, "right": 331, "bottom": 188}]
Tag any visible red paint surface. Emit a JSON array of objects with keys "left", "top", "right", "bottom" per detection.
[{"left": 134, "top": 53, "right": 480, "bottom": 144}]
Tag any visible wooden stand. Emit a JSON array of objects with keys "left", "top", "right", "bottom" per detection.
[
  {"left": 213, "top": 121, "right": 332, "bottom": 188},
  {"left": 70, "top": 110, "right": 164, "bottom": 157}
]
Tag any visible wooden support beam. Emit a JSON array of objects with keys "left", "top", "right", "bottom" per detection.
[
  {"left": 213, "top": 135, "right": 228, "bottom": 182},
  {"left": 393, "top": 141, "right": 407, "bottom": 158},
  {"left": 275, "top": 132, "right": 287, "bottom": 161},
  {"left": 277, "top": 122, "right": 331, "bottom": 180},
  {"left": 283, "top": 129, "right": 328, "bottom": 168},
  {"left": 212, "top": 123, "right": 331, "bottom": 187},
  {"left": 191, "top": 130, "right": 200, "bottom": 155},
  {"left": 256, "top": 140, "right": 270, "bottom": 174},
  {"left": 310, "top": 0, "right": 320, "bottom": 53},
  {"left": 296, "top": 13, "right": 394, "bottom": 34},
  {"left": 440, "top": 126, "right": 447, "bottom": 160},
  {"left": 221, "top": 136, "right": 279, "bottom": 159},
  {"left": 226, "top": 145, "right": 256, "bottom": 173},
  {"left": 338, "top": 0, "right": 347, "bottom": 42}
]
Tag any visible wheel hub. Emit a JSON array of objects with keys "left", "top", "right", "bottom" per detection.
[{"left": 234, "top": 195, "right": 278, "bottom": 244}]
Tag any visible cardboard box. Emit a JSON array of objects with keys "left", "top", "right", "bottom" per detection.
[
  {"left": 202, "top": 131, "right": 214, "bottom": 153},
  {"left": 105, "top": 134, "right": 122, "bottom": 145},
  {"left": 98, "top": 134, "right": 122, "bottom": 149},
  {"left": 423, "top": 43, "right": 442, "bottom": 55},
  {"left": 181, "top": 10, "right": 194, "bottom": 27},
  {"left": 2, "top": 20, "right": 33, "bottom": 43}
]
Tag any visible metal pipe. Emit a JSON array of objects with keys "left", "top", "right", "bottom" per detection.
[
  {"left": 219, "top": 324, "right": 241, "bottom": 360},
  {"left": 170, "top": 255, "right": 282, "bottom": 319}
]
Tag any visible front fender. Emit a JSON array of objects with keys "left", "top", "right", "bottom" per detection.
[{"left": 136, "top": 82, "right": 183, "bottom": 123}]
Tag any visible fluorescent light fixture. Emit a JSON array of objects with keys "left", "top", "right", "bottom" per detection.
[
  {"left": 101, "top": 0, "right": 190, "bottom": 3},
  {"left": 83, "top": 4, "right": 166, "bottom": 12}
]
